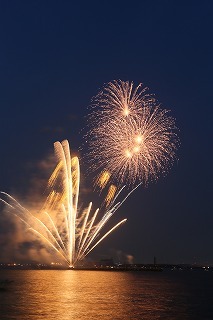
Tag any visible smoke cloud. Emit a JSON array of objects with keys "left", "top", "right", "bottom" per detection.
[{"left": 0, "top": 153, "right": 62, "bottom": 264}]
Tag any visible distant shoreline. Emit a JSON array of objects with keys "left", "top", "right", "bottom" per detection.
[{"left": 0, "top": 263, "right": 212, "bottom": 272}]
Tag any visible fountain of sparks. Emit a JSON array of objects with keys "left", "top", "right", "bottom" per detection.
[{"left": 0, "top": 140, "right": 133, "bottom": 268}]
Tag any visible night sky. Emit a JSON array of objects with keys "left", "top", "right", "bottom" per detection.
[{"left": 0, "top": 1, "right": 212, "bottom": 265}]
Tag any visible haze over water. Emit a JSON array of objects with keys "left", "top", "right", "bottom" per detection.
[{"left": 0, "top": 270, "right": 213, "bottom": 319}]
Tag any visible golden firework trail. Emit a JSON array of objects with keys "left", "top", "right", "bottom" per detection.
[{"left": 0, "top": 140, "right": 133, "bottom": 267}]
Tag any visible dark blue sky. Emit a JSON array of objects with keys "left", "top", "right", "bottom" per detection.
[{"left": 0, "top": 1, "right": 212, "bottom": 264}]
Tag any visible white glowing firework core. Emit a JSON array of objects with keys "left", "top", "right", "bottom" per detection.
[
  {"left": 123, "top": 107, "right": 130, "bottom": 116},
  {"left": 135, "top": 134, "right": 143, "bottom": 144}
]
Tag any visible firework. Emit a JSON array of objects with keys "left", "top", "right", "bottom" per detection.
[
  {"left": 0, "top": 140, "right": 131, "bottom": 267},
  {"left": 85, "top": 80, "right": 179, "bottom": 186},
  {"left": 0, "top": 80, "right": 179, "bottom": 267}
]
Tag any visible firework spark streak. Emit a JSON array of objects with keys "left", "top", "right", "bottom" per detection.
[
  {"left": 85, "top": 80, "right": 179, "bottom": 186},
  {"left": 0, "top": 140, "right": 132, "bottom": 267}
]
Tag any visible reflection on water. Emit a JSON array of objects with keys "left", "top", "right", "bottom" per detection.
[{"left": 0, "top": 270, "right": 213, "bottom": 320}]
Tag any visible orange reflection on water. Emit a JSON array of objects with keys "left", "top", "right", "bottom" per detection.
[{"left": 0, "top": 269, "right": 200, "bottom": 320}]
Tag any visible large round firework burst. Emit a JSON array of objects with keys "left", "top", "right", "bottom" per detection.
[{"left": 85, "top": 80, "right": 179, "bottom": 187}]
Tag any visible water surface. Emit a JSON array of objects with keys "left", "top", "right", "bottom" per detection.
[{"left": 0, "top": 269, "right": 212, "bottom": 319}]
